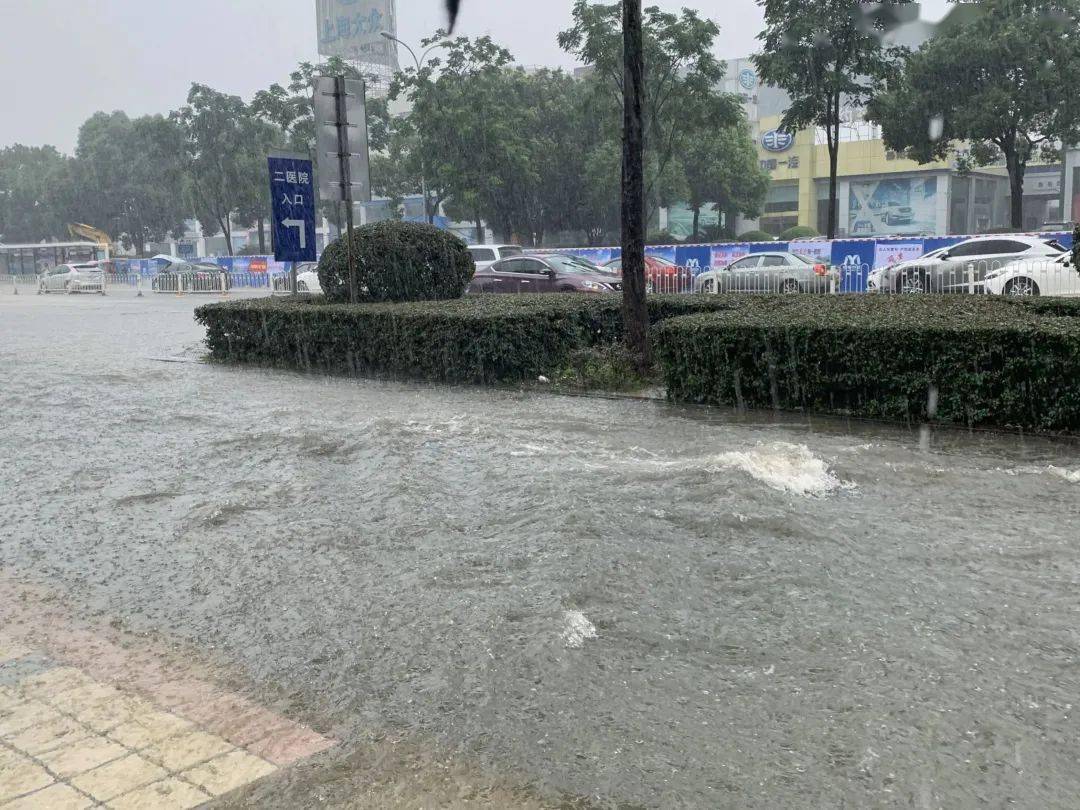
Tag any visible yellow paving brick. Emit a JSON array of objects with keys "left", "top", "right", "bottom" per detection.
[
  {"left": 182, "top": 749, "right": 276, "bottom": 796},
  {"left": 3, "top": 714, "right": 91, "bottom": 755},
  {"left": 107, "top": 777, "right": 210, "bottom": 810},
  {"left": 143, "top": 729, "right": 233, "bottom": 772},
  {"left": 69, "top": 755, "right": 168, "bottom": 803},
  {"left": 2, "top": 782, "right": 94, "bottom": 810},
  {"left": 49, "top": 682, "right": 124, "bottom": 715},
  {"left": 0, "top": 700, "right": 63, "bottom": 737},
  {"left": 0, "top": 641, "right": 30, "bottom": 664},
  {"left": 74, "top": 693, "right": 157, "bottom": 734},
  {"left": 0, "top": 686, "right": 24, "bottom": 712},
  {"left": 108, "top": 710, "right": 193, "bottom": 750},
  {"left": 15, "top": 668, "right": 96, "bottom": 700},
  {"left": 39, "top": 735, "right": 130, "bottom": 777},
  {"left": 0, "top": 751, "right": 53, "bottom": 802}
]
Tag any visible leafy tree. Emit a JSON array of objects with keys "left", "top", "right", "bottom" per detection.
[
  {"left": 71, "top": 112, "right": 189, "bottom": 255},
  {"left": 558, "top": 2, "right": 738, "bottom": 223},
  {"left": 866, "top": 0, "right": 1080, "bottom": 229},
  {"left": 754, "top": 0, "right": 909, "bottom": 238},
  {"left": 0, "top": 145, "right": 70, "bottom": 242},
  {"left": 680, "top": 110, "right": 769, "bottom": 241},
  {"left": 175, "top": 85, "right": 282, "bottom": 255},
  {"left": 391, "top": 34, "right": 534, "bottom": 241}
]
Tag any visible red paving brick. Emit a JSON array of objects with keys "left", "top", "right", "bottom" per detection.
[{"left": 245, "top": 725, "right": 335, "bottom": 766}]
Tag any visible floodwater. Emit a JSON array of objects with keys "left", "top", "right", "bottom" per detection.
[{"left": 3, "top": 289, "right": 1080, "bottom": 808}]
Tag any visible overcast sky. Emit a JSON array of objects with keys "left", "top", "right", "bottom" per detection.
[{"left": 1, "top": 0, "right": 952, "bottom": 153}]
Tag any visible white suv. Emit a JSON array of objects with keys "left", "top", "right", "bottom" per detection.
[
  {"left": 467, "top": 244, "right": 523, "bottom": 271},
  {"left": 867, "top": 235, "right": 1065, "bottom": 294}
]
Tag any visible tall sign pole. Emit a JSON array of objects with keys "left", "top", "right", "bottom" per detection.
[
  {"left": 334, "top": 76, "right": 357, "bottom": 304},
  {"left": 314, "top": 75, "right": 371, "bottom": 304}
]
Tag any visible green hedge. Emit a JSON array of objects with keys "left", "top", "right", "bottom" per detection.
[
  {"left": 655, "top": 295, "right": 1080, "bottom": 432},
  {"left": 194, "top": 294, "right": 749, "bottom": 384}
]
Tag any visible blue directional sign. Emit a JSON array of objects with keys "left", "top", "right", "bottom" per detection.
[{"left": 269, "top": 155, "right": 317, "bottom": 262}]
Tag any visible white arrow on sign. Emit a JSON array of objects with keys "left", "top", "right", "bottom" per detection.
[{"left": 282, "top": 219, "right": 307, "bottom": 249}]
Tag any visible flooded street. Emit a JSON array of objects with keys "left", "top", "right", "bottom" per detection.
[{"left": 3, "top": 291, "right": 1080, "bottom": 808}]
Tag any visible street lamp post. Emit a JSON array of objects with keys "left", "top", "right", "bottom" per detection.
[{"left": 381, "top": 32, "right": 447, "bottom": 225}]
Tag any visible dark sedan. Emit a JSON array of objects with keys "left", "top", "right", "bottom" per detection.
[
  {"left": 468, "top": 254, "right": 622, "bottom": 294},
  {"left": 151, "top": 259, "right": 231, "bottom": 293}
]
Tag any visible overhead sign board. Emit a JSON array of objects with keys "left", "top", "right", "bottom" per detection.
[
  {"left": 268, "top": 154, "right": 317, "bottom": 263},
  {"left": 313, "top": 76, "right": 371, "bottom": 204},
  {"left": 315, "top": 0, "right": 399, "bottom": 69}
]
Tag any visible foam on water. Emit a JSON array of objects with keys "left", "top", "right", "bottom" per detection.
[
  {"left": 1049, "top": 466, "right": 1080, "bottom": 483},
  {"left": 562, "top": 611, "right": 598, "bottom": 648},
  {"left": 707, "top": 442, "right": 851, "bottom": 497}
]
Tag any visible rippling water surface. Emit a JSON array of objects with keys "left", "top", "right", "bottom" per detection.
[{"left": 3, "top": 293, "right": 1080, "bottom": 807}]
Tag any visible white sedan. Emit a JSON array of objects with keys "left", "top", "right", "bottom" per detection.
[
  {"left": 273, "top": 262, "right": 322, "bottom": 294},
  {"left": 985, "top": 252, "right": 1080, "bottom": 297},
  {"left": 38, "top": 263, "right": 105, "bottom": 294}
]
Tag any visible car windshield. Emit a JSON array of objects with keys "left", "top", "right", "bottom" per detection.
[{"left": 546, "top": 255, "right": 605, "bottom": 275}]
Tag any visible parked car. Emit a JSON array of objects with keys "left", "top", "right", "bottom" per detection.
[
  {"left": 37, "top": 263, "right": 105, "bottom": 294},
  {"left": 604, "top": 255, "right": 694, "bottom": 293},
  {"left": 884, "top": 202, "right": 914, "bottom": 226},
  {"left": 693, "top": 252, "right": 836, "bottom": 294},
  {"left": 866, "top": 235, "right": 1066, "bottom": 294},
  {"left": 468, "top": 253, "right": 621, "bottom": 294},
  {"left": 467, "top": 244, "right": 524, "bottom": 271},
  {"left": 151, "top": 256, "right": 231, "bottom": 293},
  {"left": 272, "top": 263, "right": 322, "bottom": 294},
  {"left": 984, "top": 252, "right": 1080, "bottom": 297}
]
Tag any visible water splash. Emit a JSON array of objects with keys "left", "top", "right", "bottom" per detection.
[
  {"left": 708, "top": 442, "right": 852, "bottom": 498},
  {"left": 1049, "top": 466, "right": 1080, "bottom": 484},
  {"left": 562, "top": 611, "right": 598, "bottom": 648}
]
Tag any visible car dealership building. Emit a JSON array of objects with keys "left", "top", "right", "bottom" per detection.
[{"left": 692, "top": 57, "right": 1066, "bottom": 240}]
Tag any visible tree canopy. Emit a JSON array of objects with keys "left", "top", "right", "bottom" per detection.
[{"left": 866, "top": 0, "right": 1080, "bottom": 229}]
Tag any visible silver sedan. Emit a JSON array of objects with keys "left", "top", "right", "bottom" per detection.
[{"left": 694, "top": 252, "right": 837, "bottom": 294}]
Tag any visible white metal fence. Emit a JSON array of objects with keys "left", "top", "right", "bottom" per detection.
[{"left": 0, "top": 273, "right": 280, "bottom": 297}]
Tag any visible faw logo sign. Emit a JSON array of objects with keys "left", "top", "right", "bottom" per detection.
[{"left": 761, "top": 129, "right": 794, "bottom": 153}]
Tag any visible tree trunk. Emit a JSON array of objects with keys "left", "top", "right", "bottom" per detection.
[
  {"left": 475, "top": 210, "right": 484, "bottom": 244},
  {"left": 691, "top": 205, "right": 701, "bottom": 242},
  {"left": 219, "top": 215, "right": 233, "bottom": 256},
  {"left": 257, "top": 217, "right": 266, "bottom": 253},
  {"left": 827, "top": 100, "right": 840, "bottom": 240},
  {"left": 622, "top": 0, "right": 650, "bottom": 372},
  {"left": 1004, "top": 146, "right": 1025, "bottom": 230}
]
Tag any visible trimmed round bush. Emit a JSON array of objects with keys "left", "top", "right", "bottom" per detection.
[
  {"left": 737, "top": 230, "right": 777, "bottom": 242},
  {"left": 780, "top": 225, "right": 819, "bottom": 240},
  {"left": 318, "top": 220, "right": 474, "bottom": 303}
]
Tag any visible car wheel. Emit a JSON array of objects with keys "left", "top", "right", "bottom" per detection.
[
  {"left": 700, "top": 278, "right": 715, "bottom": 294},
  {"left": 65, "top": 281, "right": 74, "bottom": 295},
  {"left": 1005, "top": 277, "right": 1039, "bottom": 297},
  {"left": 900, "top": 269, "right": 927, "bottom": 294},
  {"left": 781, "top": 278, "right": 800, "bottom": 294},
  {"left": 297, "top": 281, "right": 308, "bottom": 293}
]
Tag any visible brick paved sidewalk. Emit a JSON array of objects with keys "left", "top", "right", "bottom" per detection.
[{"left": 0, "top": 577, "right": 335, "bottom": 809}]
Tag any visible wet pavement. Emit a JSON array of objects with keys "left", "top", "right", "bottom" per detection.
[{"left": 2, "top": 290, "right": 1080, "bottom": 808}]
